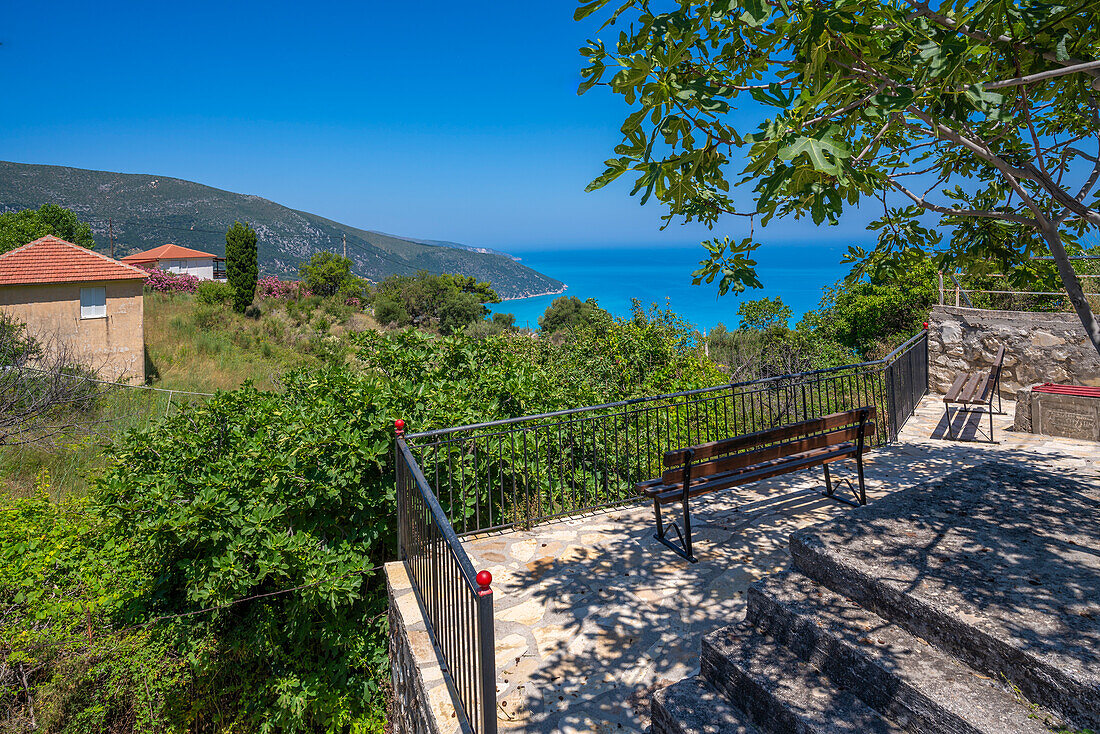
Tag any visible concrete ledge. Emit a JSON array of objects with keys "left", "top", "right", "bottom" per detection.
[{"left": 387, "top": 561, "right": 466, "bottom": 734}]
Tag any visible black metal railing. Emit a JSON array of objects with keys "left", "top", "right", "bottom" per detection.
[
  {"left": 405, "top": 330, "right": 929, "bottom": 537},
  {"left": 396, "top": 437, "right": 497, "bottom": 734},
  {"left": 885, "top": 330, "right": 929, "bottom": 439},
  {"left": 394, "top": 330, "right": 927, "bottom": 732}
]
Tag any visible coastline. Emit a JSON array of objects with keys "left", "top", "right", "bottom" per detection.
[{"left": 500, "top": 284, "right": 568, "bottom": 302}]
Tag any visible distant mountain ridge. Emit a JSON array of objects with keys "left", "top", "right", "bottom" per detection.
[{"left": 0, "top": 161, "right": 564, "bottom": 300}]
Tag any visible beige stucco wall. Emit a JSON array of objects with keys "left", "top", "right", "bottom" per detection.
[{"left": 0, "top": 279, "right": 145, "bottom": 383}]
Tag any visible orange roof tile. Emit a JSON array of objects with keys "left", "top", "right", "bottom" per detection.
[
  {"left": 120, "top": 243, "right": 217, "bottom": 263},
  {"left": 0, "top": 235, "right": 149, "bottom": 286}
]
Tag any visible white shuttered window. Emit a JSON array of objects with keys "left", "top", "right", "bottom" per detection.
[{"left": 80, "top": 287, "right": 106, "bottom": 319}]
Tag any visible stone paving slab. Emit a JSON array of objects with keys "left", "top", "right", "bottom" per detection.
[{"left": 461, "top": 396, "right": 1100, "bottom": 732}]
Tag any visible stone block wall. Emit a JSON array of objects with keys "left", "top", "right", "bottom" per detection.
[
  {"left": 387, "top": 562, "right": 465, "bottom": 734},
  {"left": 928, "top": 306, "right": 1100, "bottom": 396}
]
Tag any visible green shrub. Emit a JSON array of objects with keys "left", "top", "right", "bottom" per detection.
[
  {"left": 0, "top": 478, "right": 187, "bottom": 733},
  {"left": 370, "top": 271, "right": 499, "bottom": 333},
  {"left": 194, "top": 280, "right": 234, "bottom": 306},
  {"left": 299, "top": 252, "right": 355, "bottom": 297},
  {"left": 372, "top": 295, "right": 409, "bottom": 326},
  {"left": 94, "top": 371, "right": 393, "bottom": 731},
  {"left": 190, "top": 303, "right": 226, "bottom": 332}
]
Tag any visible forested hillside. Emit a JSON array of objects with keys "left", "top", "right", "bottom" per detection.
[{"left": 0, "top": 161, "right": 564, "bottom": 300}]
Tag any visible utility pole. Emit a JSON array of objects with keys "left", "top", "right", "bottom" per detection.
[
  {"left": 343, "top": 233, "right": 347, "bottom": 259},
  {"left": 109, "top": 217, "right": 115, "bottom": 259}
]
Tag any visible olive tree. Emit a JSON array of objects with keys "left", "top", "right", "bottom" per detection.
[{"left": 577, "top": 0, "right": 1100, "bottom": 355}]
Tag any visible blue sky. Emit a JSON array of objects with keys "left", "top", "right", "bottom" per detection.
[{"left": 0, "top": 0, "right": 873, "bottom": 252}]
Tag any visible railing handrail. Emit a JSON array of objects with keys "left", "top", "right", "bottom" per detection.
[
  {"left": 407, "top": 354, "right": 893, "bottom": 442},
  {"left": 397, "top": 437, "right": 482, "bottom": 593},
  {"left": 880, "top": 329, "right": 928, "bottom": 364}
]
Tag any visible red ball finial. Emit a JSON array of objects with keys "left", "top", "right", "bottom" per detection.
[
  {"left": 476, "top": 570, "right": 492, "bottom": 591},
  {"left": 923, "top": 322, "right": 929, "bottom": 330},
  {"left": 394, "top": 419, "right": 405, "bottom": 436}
]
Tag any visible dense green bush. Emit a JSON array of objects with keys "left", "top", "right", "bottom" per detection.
[
  {"left": 371, "top": 271, "right": 501, "bottom": 334},
  {"left": 736, "top": 297, "right": 792, "bottom": 331},
  {"left": 94, "top": 370, "right": 394, "bottom": 732},
  {"left": 538, "top": 295, "right": 611, "bottom": 333},
  {"left": 0, "top": 204, "right": 95, "bottom": 254},
  {"left": 807, "top": 260, "right": 938, "bottom": 359},
  {"left": 0, "top": 475, "right": 186, "bottom": 733},
  {"left": 194, "top": 280, "right": 235, "bottom": 305},
  {"left": 299, "top": 252, "right": 368, "bottom": 300}
]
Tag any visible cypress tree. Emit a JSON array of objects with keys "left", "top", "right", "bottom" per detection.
[{"left": 225, "top": 221, "right": 258, "bottom": 312}]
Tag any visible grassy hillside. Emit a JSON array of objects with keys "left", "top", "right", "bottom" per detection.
[
  {"left": 0, "top": 293, "right": 374, "bottom": 499},
  {"left": 0, "top": 160, "right": 565, "bottom": 299}
]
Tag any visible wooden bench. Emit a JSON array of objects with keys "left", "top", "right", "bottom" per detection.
[
  {"left": 943, "top": 345, "right": 1005, "bottom": 441},
  {"left": 635, "top": 408, "right": 876, "bottom": 562}
]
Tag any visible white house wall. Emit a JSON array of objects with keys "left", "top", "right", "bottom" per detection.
[{"left": 161, "top": 258, "right": 215, "bottom": 280}]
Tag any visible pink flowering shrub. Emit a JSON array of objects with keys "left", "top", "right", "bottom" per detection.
[
  {"left": 143, "top": 267, "right": 200, "bottom": 293},
  {"left": 257, "top": 276, "right": 302, "bottom": 300}
]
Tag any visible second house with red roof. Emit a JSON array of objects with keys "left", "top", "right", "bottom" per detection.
[{"left": 121, "top": 243, "right": 226, "bottom": 281}]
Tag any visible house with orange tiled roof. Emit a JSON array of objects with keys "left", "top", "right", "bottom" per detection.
[
  {"left": 0, "top": 235, "right": 148, "bottom": 382},
  {"left": 121, "top": 243, "right": 225, "bottom": 280}
]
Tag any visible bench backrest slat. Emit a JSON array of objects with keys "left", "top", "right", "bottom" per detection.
[
  {"left": 990, "top": 344, "right": 1006, "bottom": 382},
  {"left": 659, "top": 420, "right": 876, "bottom": 485},
  {"left": 662, "top": 407, "right": 875, "bottom": 468}
]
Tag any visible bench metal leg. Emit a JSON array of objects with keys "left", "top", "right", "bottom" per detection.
[
  {"left": 682, "top": 494, "right": 693, "bottom": 560},
  {"left": 652, "top": 499, "right": 697, "bottom": 563},
  {"left": 944, "top": 403, "right": 955, "bottom": 439},
  {"left": 856, "top": 454, "right": 867, "bottom": 505},
  {"left": 822, "top": 461, "right": 865, "bottom": 508}
]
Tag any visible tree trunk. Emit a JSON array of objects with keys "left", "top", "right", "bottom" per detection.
[{"left": 1039, "top": 222, "right": 1100, "bottom": 358}]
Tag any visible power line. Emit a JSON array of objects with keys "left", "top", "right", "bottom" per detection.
[
  {"left": 14, "top": 364, "right": 215, "bottom": 398},
  {"left": 2, "top": 562, "right": 386, "bottom": 656}
]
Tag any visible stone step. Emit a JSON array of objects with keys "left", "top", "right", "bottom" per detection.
[
  {"left": 747, "top": 571, "right": 1059, "bottom": 734},
  {"left": 651, "top": 676, "right": 763, "bottom": 734},
  {"left": 787, "top": 463, "right": 1100, "bottom": 730},
  {"left": 702, "top": 623, "right": 906, "bottom": 734}
]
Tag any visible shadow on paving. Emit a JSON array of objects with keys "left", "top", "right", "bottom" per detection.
[
  {"left": 475, "top": 417, "right": 1098, "bottom": 732},
  {"left": 793, "top": 461, "right": 1100, "bottom": 680}
]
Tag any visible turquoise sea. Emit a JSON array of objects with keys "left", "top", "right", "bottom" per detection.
[{"left": 488, "top": 243, "right": 853, "bottom": 332}]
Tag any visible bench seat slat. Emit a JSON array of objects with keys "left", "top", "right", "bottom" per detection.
[
  {"left": 647, "top": 443, "right": 856, "bottom": 504},
  {"left": 944, "top": 373, "right": 968, "bottom": 402},
  {"left": 960, "top": 372, "right": 985, "bottom": 403},
  {"left": 944, "top": 345, "right": 1006, "bottom": 407},
  {"left": 662, "top": 407, "right": 876, "bottom": 467}
]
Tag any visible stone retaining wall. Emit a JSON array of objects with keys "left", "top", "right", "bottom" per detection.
[
  {"left": 928, "top": 306, "right": 1100, "bottom": 395},
  {"left": 386, "top": 562, "right": 464, "bottom": 734}
]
